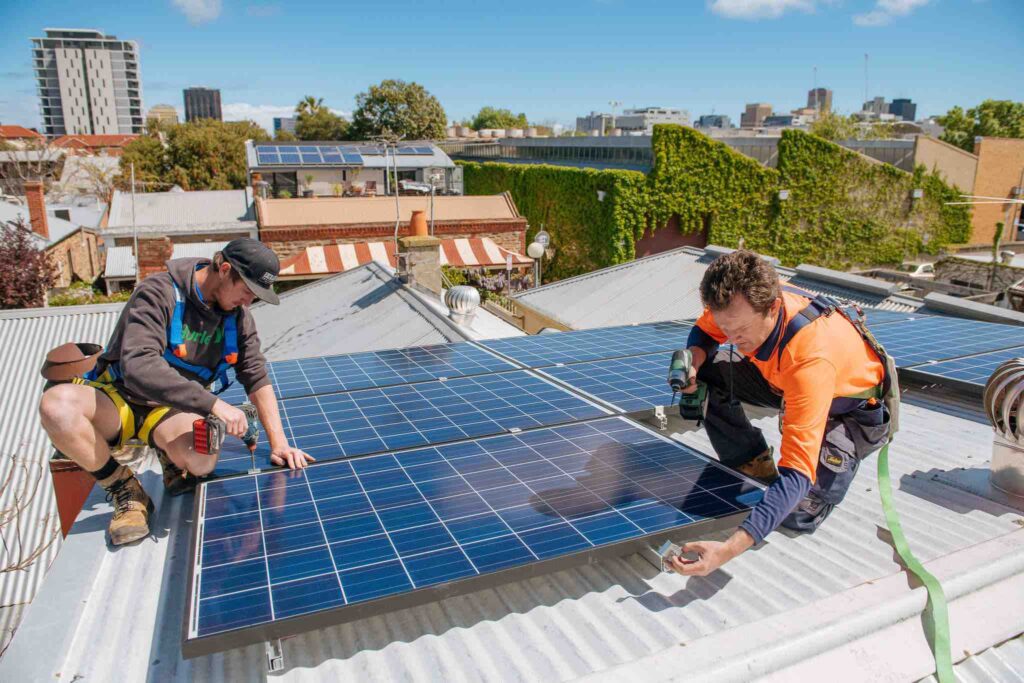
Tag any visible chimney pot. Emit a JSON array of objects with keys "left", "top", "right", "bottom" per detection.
[{"left": 411, "top": 210, "right": 429, "bottom": 237}]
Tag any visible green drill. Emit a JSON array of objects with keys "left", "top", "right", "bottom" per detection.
[{"left": 668, "top": 349, "right": 708, "bottom": 424}]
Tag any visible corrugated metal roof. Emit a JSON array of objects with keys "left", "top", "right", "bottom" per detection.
[
  {"left": 939, "top": 634, "right": 1024, "bottom": 683},
  {"left": 250, "top": 261, "right": 464, "bottom": 360},
  {"left": 0, "top": 302, "right": 124, "bottom": 654},
  {"left": 103, "top": 245, "right": 137, "bottom": 278},
  {"left": 170, "top": 241, "right": 229, "bottom": 261},
  {"left": 0, "top": 200, "right": 83, "bottom": 247},
  {"left": 4, "top": 392, "right": 1020, "bottom": 679},
  {"left": 257, "top": 193, "right": 520, "bottom": 228},
  {"left": 105, "top": 189, "right": 255, "bottom": 234},
  {"left": 512, "top": 246, "right": 927, "bottom": 329}
]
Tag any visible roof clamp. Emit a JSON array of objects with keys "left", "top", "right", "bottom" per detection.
[
  {"left": 265, "top": 638, "right": 284, "bottom": 673},
  {"left": 653, "top": 405, "right": 668, "bottom": 430}
]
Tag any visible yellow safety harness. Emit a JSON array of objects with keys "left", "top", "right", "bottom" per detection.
[{"left": 72, "top": 370, "right": 171, "bottom": 450}]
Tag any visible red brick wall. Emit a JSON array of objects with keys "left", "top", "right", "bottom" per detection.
[
  {"left": 260, "top": 219, "right": 527, "bottom": 261},
  {"left": 46, "top": 230, "right": 102, "bottom": 288},
  {"left": 138, "top": 237, "right": 174, "bottom": 279}
]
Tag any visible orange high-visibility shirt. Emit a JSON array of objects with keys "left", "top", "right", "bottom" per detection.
[{"left": 693, "top": 290, "right": 884, "bottom": 482}]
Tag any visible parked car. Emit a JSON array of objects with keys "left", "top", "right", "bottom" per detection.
[{"left": 896, "top": 262, "right": 935, "bottom": 278}]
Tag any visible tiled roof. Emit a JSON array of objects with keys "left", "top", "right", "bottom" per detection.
[
  {"left": 0, "top": 125, "right": 44, "bottom": 140},
  {"left": 52, "top": 134, "right": 139, "bottom": 149}
]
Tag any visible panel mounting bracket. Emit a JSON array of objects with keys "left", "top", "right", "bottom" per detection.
[
  {"left": 266, "top": 638, "right": 284, "bottom": 673},
  {"left": 653, "top": 405, "right": 667, "bottom": 430}
]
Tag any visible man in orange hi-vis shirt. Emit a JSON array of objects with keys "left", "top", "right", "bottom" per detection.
[{"left": 668, "top": 250, "right": 897, "bottom": 577}]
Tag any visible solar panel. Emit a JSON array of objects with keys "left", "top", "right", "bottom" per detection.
[
  {"left": 475, "top": 321, "right": 692, "bottom": 368},
  {"left": 184, "top": 416, "right": 762, "bottom": 656},
  {"left": 256, "top": 151, "right": 280, "bottom": 165},
  {"left": 538, "top": 353, "right": 673, "bottom": 412},
  {"left": 300, "top": 152, "right": 323, "bottom": 164},
  {"left": 342, "top": 153, "right": 364, "bottom": 164},
  {"left": 214, "top": 370, "right": 611, "bottom": 476},
  {"left": 218, "top": 341, "right": 520, "bottom": 405},
  {"left": 861, "top": 309, "right": 930, "bottom": 326},
  {"left": 279, "top": 153, "right": 300, "bottom": 164},
  {"left": 321, "top": 148, "right": 342, "bottom": 163},
  {"left": 414, "top": 146, "right": 434, "bottom": 154},
  {"left": 359, "top": 145, "right": 382, "bottom": 155},
  {"left": 872, "top": 317, "right": 1024, "bottom": 367},
  {"left": 905, "top": 345, "right": 1024, "bottom": 388}
]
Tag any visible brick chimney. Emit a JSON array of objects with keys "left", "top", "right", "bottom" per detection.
[
  {"left": 398, "top": 234, "right": 442, "bottom": 295},
  {"left": 23, "top": 180, "right": 49, "bottom": 240}
]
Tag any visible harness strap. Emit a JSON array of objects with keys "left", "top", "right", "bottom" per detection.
[
  {"left": 137, "top": 406, "right": 171, "bottom": 445},
  {"left": 169, "top": 283, "right": 187, "bottom": 358},
  {"left": 73, "top": 377, "right": 135, "bottom": 448}
]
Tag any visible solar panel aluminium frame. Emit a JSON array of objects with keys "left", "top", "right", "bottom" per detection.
[
  {"left": 181, "top": 416, "right": 759, "bottom": 658},
  {"left": 900, "top": 345, "right": 1024, "bottom": 396}
]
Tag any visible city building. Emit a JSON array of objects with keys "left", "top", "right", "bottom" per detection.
[
  {"left": 889, "top": 98, "right": 917, "bottom": 122},
  {"left": 613, "top": 107, "right": 690, "bottom": 135},
  {"left": 969, "top": 137, "right": 1024, "bottom": 245},
  {"left": 146, "top": 104, "right": 179, "bottom": 127},
  {"left": 245, "top": 140, "right": 460, "bottom": 197},
  {"left": 807, "top": 88, "right": 833, "bottom": 113},
  {"left": 273, "top": 116, "right": 297, "bottom": 135},
  {"left": 763, "top": 114, "right": 808, "bottom": 128},
  {"left": 576, "top": 111, "right": 615, "bottom": 136},
  {"left": 696, "top": 114, "right": 732, "bottom": 129},
  {"left": 740, "top": 103, "right": 772, "bottom": 129},
  {"left": 863, "top": 96, "right": 889, "bottom": 116},
  {"left": 31, "top": 28, "right": 144, "bottom": 137},
  {"left": 183, "top": 87, "right": 222, "bottom": 122}
]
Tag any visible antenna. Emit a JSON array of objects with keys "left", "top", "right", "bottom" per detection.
[{"left": 864, "top": 53, "right": 869, "bottom": 106}]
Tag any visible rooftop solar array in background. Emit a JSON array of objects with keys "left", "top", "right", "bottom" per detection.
[
  {"left": 214, "top": 370, "right": 610, "bottom": 476},
  {"left": 254, "top": 144, "right": 364, "bottom": 166},
  {"left": 872, "top": 316, "right": 1024, "bottom": 367},
  {"left": 905, "top": 345, "right": 1024, "bottom": 388},
  {"left": 538, "top": 353, "right": 673, "bottom": 413},
  {"left": 185, "top": 417, "right": 762, "bottom": 655},
  {"left": 476, "top": 322, "right": 692, "bottom": 369},
  {"left": 219, "top": 343, "right": 518, "bottom": 405},
  {"left": 860, "top": 309, "right": 931, "bottom": 327}
]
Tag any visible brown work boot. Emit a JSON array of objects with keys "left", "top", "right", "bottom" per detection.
[
  {"left": 155, "top": 448, "right": 197, "bottom": 497},
  {"left": 99, "top": 465, "right": 154, "bottom": 546},
  {"left": 735, "top": 448, "right": 779, "bottom": 484}
]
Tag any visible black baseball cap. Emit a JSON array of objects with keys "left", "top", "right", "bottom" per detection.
[{"left": 222, "top": 238, "right": 281, "bottom": 305}]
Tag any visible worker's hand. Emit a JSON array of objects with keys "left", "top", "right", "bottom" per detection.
[
  {"left": 270, "top": 444, "right": 315, "bottom": 470},
  {"left": 211, "top": 399, "right": 248, "bottom": 438},
  {"left": 669, "top": 540, "right": 731, "bottom": 577},
  {"left": 680, "top": 347, "right": 707, "bottom": 394}
]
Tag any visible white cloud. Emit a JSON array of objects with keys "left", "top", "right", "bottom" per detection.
[
  {"left": 171, "top": 0, "right": 222, "bottom": 25},
  {"left": 709, "top": 0, "right": 816, "bottom": 20},
  {"left": 222, "top": 103, "right": 350, "bottom": 133},
  {"left": 854, "top": 0, "right": 931, "bottom": 26}
]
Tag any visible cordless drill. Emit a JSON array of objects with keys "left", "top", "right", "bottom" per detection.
[
  {"left": 667, "top": 349, "right": 708, "bottom": 424},
  {"left": 193, "top": 403, "right": 259, "bottom": 456}
]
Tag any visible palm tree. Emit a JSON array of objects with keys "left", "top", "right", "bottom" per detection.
[{"left": 296, "top": 96, "right": 324, "bottom": 117}]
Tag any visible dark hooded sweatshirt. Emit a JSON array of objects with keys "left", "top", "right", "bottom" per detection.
[{"left": 95, "top": 257, "right": 270, "bottom": 415}]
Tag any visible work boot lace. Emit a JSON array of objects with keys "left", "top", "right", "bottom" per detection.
[{"left": 105, "top": 479, "right": 134, "bottom": 516}]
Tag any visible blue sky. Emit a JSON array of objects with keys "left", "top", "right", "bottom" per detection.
[{"left": 0, "top": 0, "right": 1019, "bottom": 133}]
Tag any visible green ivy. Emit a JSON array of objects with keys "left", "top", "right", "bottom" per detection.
[
  {"left": 459, "top": 125, "right": 972, "bottom": 278},
  {"left": 457, "top": 162, "right": 647, "bottom": 280}
]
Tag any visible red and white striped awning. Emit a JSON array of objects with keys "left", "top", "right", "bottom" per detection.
[{"left": 279, "top": 237, "right": 532, "bottom": 277}]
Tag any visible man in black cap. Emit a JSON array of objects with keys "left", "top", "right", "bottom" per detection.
[{"left": 39, "top": 238, "right": 312, "bottom": 546}]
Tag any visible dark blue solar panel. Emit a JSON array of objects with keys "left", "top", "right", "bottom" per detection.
[
  {"left": 414, "top": 146, "right": 434, "bottom": 154},
  {"left": 218, "top": 341, "right": 519, "bottom": 405},
  {"left": 342, "top": 153, "right": 364, "bottom": 164},
  {"left": 861, "top": 309, "right": 930, "bottom": 326},
  {"left": 256, "top": 151, "right": 280, "bottom": 164},
  {"left": 359, "top": 146, "right": 382, "bottom": 155},
  {"left": 476, "top": 321, "right": 692, "bottom": 368},
  {"left": 539, "top": 353, "right": 673, "bottom": 412},
  {"left": 298, "top": 146, "right": 319, "bottom": 153},
  {"left": 300, "top": 152, "right": 323, "bottom": 164},
  {"left": 187, "top": 417, "right": 761, "bottom": 650},
  {"left": 872, "top": 316, "right": 1024, "bottom": 367},
  {"left": 279, "top": 153, "right": 301, "bottom": 164},
  {"left": 321, "top": 148, "right": 343, "bottom": 163},
  {"left": 213, "top": 370, "right": 610, "bottom": 476},
  {"left": 907, "top": 345, "right": 1024, "bottom": 387},
  {"left": 278, "top": 146, "right": 299, "bottom": 153}
]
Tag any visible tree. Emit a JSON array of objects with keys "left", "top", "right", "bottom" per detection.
[
  {"left": 0, "top": 217, "right": 55, "bottom": 309},
  {"left": 938, "top": 100, "right": 1024, "bottom": 151},
  {"left": 119, "top": 119, "right": 270, "bottom": 191},
  {"left": 469, "top": 106, "right": 528, "bottom": 131},
  {"left": 349, "top": 79, "right": 447, "bottom": 141},
  {"left": 808, "top": 111, "right": 860, "bottom": 141},
  {"left": 293, "top": 96, "right": 349, "bottom": 140},
  {"left": 274, "top": 129, "right": 298, "bottom": 141}
]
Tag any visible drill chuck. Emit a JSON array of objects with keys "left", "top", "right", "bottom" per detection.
[{"left": 668, "top": 349, "right": 692, "bottom": 392}]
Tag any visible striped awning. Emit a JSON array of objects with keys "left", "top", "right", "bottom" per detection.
[{"left": 279, "top": 237, "right": 532, "bottom": 277}]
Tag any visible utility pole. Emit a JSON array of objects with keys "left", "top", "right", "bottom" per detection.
[
  {"left": 608, "top": 100, "right": 622, "bottom": 136},
  {"left": 864, "top": 54, "right": 869, "bottom": 106}
]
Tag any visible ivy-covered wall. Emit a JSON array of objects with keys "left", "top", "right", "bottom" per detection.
[
  {"left": 459, "top": 125, "right": 972, "bottom": 278},
  {"left": 457, "top": 162, "right": 647, "bottom": 280}
]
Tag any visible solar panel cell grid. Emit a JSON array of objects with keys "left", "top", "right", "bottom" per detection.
[
  {"left": 872, "top": 317, "right": 1024, "bottom": 367},
  {"left": 476, "top": 321, "right": 692, "bottom": 368},
  {"left": 213, "top": 370, "right": 610, "bottom": 476},
  {"left": 908, "top": 345, "right": 1024, "bottom": 387},
  {"left": 539, "top": 353, "right": 673, "bottom": 412},
  {"left": 188, "top": 417, "right": 761, "bottom": 647}
]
